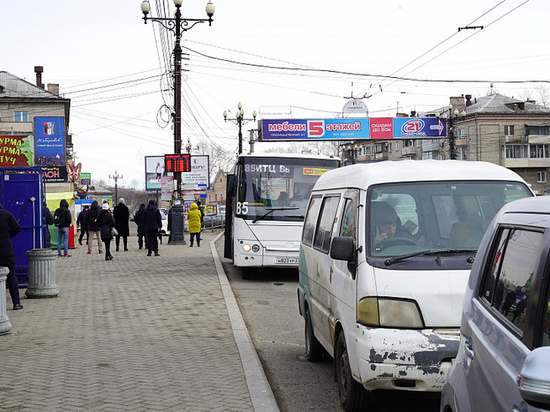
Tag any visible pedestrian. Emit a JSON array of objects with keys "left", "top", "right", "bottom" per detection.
[
  {"left": 54, "top": 199, "right": 72, "bottom": 258},
  {"left": 0, "top": 202, "right": 23, "bottom": 310},
  {"left": 98, "top": 202, "right": 115, "bottom": 261},
  {"left": 196, "top": 200, "right": 205, "bottom": 225},
  {"left": 86, "top": 200, "right": 104, "bottom": 255},
  {"left": 134, "top": 203, "right": 148, "bottom": 250},
  {"left": 187, "top": 202, "right": 202, "bottom": 247},
  {"left": 44, "top": 203, "right": 54, "bottom": 248},
  {"left": 144, "top": 199, "right": 161, "bottom": 256},
  {"left": 113, "top": 198, "right": 130, "bottom": 252},
  {"left": 77, "top": 205, "right": 90, "bottom": 246}
]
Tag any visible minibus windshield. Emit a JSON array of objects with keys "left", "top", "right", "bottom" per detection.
[{"left": 368, "top": 181, "right": 531, "bottom": 258}]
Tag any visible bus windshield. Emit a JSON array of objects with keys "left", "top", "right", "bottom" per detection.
[{"left": 237, "top": 156, "right": 339, "bottom": 221}]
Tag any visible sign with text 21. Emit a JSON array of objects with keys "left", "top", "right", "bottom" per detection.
[
  {"left": 261, "top": 118, "right": 446, "bottom": 141},
  {"left": 261, "top": 119, "right": 370, "bottom": 141}
]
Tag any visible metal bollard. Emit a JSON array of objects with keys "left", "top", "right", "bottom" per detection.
[
  {"left": 25, "top": 249, "right": 59, "bottom": 298},
  {"left": 0, "top": 267, "right": 12, "bottom": 334}
]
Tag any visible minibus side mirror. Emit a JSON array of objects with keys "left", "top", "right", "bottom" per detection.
[
  {"left": 330, "top": 236, "right": 355, "bottom": 262},
  {"left": 518, "top": 347, "right": 550, "bottom": 409}
]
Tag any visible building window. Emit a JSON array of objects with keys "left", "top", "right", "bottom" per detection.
[
  {"left": 527, "top": 126, "right": 550, "bottom": 135},
  {"left": 538, "top": 171, "right": 547, "bottom": 183},
  {"left": 531, "top": 144, "right": 549, "bottom": 159},
  {"left": 504, "top": 125, "right": 514, "bottom": 136},
  {"left": 395, "top": 141, "right": 400, "bottom": 151},
  {"left": 504, "top": 144, "right": 528, "bottom": 159},
  {"left": 14, "top": 112, "right": 28, "bottom": 122},
  {"left": 458, "top": 128, "right": 466, "bottom": 139}
]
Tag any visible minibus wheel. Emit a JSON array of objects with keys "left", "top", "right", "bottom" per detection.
[
  {"left": 305, "top": 308, "right": 324, "bottom": 362},
  {"left": 335, "top": 333, "right": 369, "bottom": 411}
]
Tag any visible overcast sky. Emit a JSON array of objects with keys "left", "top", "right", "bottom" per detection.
[{"left": 4, "top": 0, "right": 549, "bottom": 188}]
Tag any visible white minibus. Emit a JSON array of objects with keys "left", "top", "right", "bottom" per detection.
[{"left": 297, "top": 160, "right": 533, "bottom": 411}]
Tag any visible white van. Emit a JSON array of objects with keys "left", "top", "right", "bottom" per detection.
[{"left": 297, "top": 160, "right": 533, "bottom": 411}]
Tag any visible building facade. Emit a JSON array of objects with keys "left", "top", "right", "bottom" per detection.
[{"left": 344, "top": 94, "right": 550, "bottom": 194}]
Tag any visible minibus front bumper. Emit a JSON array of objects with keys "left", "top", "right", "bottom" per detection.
[{"left": 355, "top": 326, "right": 460, "bottom": 392}]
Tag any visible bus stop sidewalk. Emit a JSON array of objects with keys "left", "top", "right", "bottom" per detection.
[{"left": 1, "top": 230, "right": 278, "bottom": 412}]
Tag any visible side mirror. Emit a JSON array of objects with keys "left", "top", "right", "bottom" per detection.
[
  {"left": 330, "top": 236, "right": 355, "bottom": 262},
  {"left": 517, "top": 347, "right": 550, "bottom": 409}
]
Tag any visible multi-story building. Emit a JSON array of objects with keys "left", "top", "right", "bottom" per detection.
[
  {"left": 345, "top": 94, "right": 550, "bottom": 194},
  {"left": 0, "top": 67, "right": 73, "bottom": 191},
  {"left": 206, "top": 169, "right": 226, "bottom": 211}
]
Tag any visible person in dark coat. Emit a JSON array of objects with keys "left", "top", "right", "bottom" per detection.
[
  {"left": 44, "top": 203, "right": 54, "bottom": 248},
  {"left": 134, "top": 203, "right": 147, "bottom": 250},
  {"left": 77, "top": 205, "right": 90, "bottom": 246},
  {"left": 98, "top": 203, "right": 115, "bottom": 261},
  {"left": 0, "top": 203, "right": 23, "bottom": 310},
  {"left": 144, "top": 199, "right": 162, "bottom": 256},
  {"left": 54, "top": 199, "right": 72, "bottom": 257},
  {"left": 113, "top": 198, "right": 130, "bottom": 252},
  {"left": 85, "top": 200, "right": 103, "bottom": 254}
]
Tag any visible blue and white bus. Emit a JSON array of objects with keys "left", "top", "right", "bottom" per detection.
[{"left": 224, "top": 153, "right": 339, "bottom": 278}]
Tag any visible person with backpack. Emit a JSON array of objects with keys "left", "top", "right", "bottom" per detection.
[
  {"left": 86, "top": 200, "right": 104, "bottom": 255},
  {"left": 54, "top": 199, "right": 72, "bottom": 258},
  {"left": 77, "top": 205, "right": 90, "bottom": 246}
]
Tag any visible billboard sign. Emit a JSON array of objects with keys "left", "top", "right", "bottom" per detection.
[
  {"left": 0, "top": 135, "right": 34, "bottom": 167},
  {"left": 145, "top": 155, "right": 173, "bottom": 192},
  {"left": 260, "top": 117, "right": 446, "bottom": 141},
  {"left": 34, "top": 117, "right": 65, "bottom": 166},
  {"left": 181, "top": 155, "right": 209, "bottom": 187}
]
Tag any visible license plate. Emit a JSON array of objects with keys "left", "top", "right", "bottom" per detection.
[{"left": 276, "top": 258, "right": 298, "bottom": 264}]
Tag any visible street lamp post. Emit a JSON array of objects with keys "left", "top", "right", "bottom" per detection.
[
  {"left": 223, "top": 103, "right": 257, "bottom": 155},
  {"left": 140, "top": 0, "right": 214, "bottom": 244},
  {"left": 109, "top": 171, "right": 123, "bottom": 204},
  {"left": 437, "top": 104, "right": 466, "bottom": 160}
]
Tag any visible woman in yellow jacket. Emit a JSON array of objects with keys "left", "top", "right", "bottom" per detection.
[{"left": 187, "top": 202, "right": 202, "bottom": 247}]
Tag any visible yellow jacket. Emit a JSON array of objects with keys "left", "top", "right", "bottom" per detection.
[{"left": 187, "top": 203, "right": 202, "bottom": 233}]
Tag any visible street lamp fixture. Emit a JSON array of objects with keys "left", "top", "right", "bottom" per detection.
[
  {"left": 140, "top": 0, "right": 215, "bottom": 244},
  {"left": 109, "top": 171, "right": 123, "bottom": 204},
  {"left": 223, "top": 103, "right": 257, "bottom": 155},
  {"left": 436, "top": 104, "right": 466, "bottom": 160}
]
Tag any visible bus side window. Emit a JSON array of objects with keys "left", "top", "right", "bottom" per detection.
[
  {"left": 313, "top": 196, "right": 340, "bottom": 254},
  {"left": 303, "top": 196, "right": 322, "bottom": 247}
]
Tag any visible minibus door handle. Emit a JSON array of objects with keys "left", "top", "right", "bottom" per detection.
[{"left": 329, "top": 266, "right": 333, "bottom": 283}]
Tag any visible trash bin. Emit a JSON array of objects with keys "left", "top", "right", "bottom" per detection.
[
  {"left": 0, "top": 267, "right": 12, "bottom": 334},
  {"left": 25, "top": 249, "right": 59, "bottom": 298}
]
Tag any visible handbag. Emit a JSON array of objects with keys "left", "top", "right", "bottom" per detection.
[{"left": 111, "top": 227, "right": 118, "bottom": 237}]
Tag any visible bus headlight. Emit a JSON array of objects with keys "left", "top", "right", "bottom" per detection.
[
  {"left": 357, "top": 297, "right": 424, "bottom": 328},
  {"left": 241, "top": 243, "right": 260, "bottom": 253},
  {"left": 251, "top": 244, "right": 260, "bottom": 253},
  {"left": 242, "top": 243, "right": 252, "bottom": 252}
]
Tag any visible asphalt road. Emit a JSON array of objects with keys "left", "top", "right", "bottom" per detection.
[{"left": 214, "top": 236, "right": 441, "bottom": 412}]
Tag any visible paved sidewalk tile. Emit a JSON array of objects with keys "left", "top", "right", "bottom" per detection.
[{"left": 1, "top": 231, "right": 254, "bottom": 412}]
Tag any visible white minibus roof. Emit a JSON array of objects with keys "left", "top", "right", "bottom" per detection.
[{"left": 313, "top": 160, "right": 528, "bottom": 191}]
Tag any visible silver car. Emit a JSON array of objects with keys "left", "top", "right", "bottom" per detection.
[{"left": 441, "top": 196, "right": 550, "bottom": 412}]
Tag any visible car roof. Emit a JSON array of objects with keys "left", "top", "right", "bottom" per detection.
[
  {"left": 499, "top": 195, "right": 550, "bottom": 215},
  {"left": 312, "top": 160, "right": 529, "bottom": 191}
]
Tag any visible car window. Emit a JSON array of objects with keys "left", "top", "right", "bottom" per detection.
[
  {"left": 480, "top": 227, "right": 543, "bottom": 335},
  {"left": 339, "top": 198, "right": 356, "bottom": 242},
  {"left": 543, "top": 292, "right": 550, "bottom": 347},
  {"left": 302, "top": 196, "right": 322, "bottom": 247},
  {"left": 313, "top": 196, "right": 340, "bottom": 254}
]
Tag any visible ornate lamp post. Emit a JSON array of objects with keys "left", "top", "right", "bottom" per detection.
[
  {"left": 437, "top": 104, "right": 466, "bottom": 160},
  {"left": 109, "top": 171, "right": 123, "bottom": 204},
  {"left": 223, "top": 103, "right": 257, "bottom": 155},
  {"left": 140, "top": 0, "right": 214, "bottom": 244}
]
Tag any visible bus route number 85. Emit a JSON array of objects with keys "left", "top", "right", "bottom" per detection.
[{"left": 236, "top": 202, "right": 249, "bottom": 215}]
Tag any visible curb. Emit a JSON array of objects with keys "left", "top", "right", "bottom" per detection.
[{"left": 210, "top": 232, "right": 280, "bottom": 412}]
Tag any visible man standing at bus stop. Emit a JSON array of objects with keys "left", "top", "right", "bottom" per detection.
[{"left": 0, "top": 203, "right": 23, "bottom": 310}]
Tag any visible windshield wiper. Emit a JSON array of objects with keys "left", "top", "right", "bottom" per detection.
[
  {"left": 252, "top": 207, "right": 299, "bottom": 223},
  {"left": 384, "top": 249, "right": 476, "bottom": 266}
]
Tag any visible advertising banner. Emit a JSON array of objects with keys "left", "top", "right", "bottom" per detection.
[
  {"left": 145, "top": 155, "right": 173, "bottom": 192},
  {"left": 260, "top": 117, "right": 446, "bottom": 141},
  {"left": 80, "top": 172, "right": 92, "bottom": 185},
  {"left": 34, "top": 117, "right": 65, "bottom": 166},
  {"left": 181, "top": 155, "right": 209, "bottom": 187},
  {"left": 0, "top": 135, "right": 34, "bottom": 167}
]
